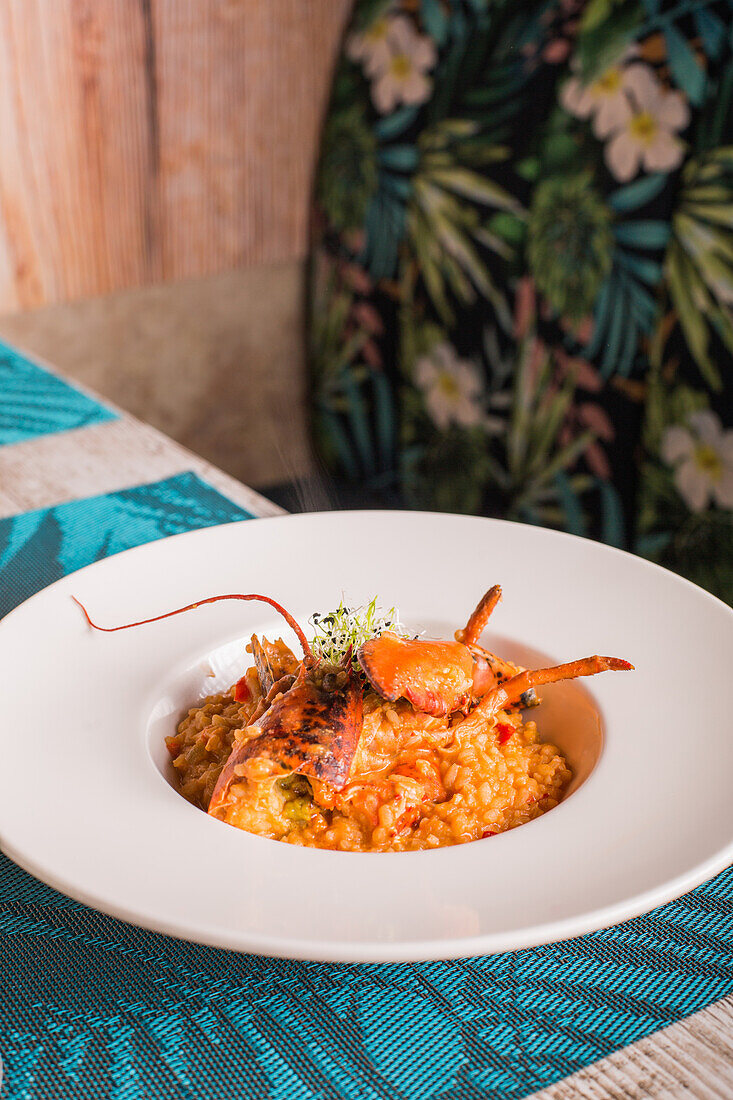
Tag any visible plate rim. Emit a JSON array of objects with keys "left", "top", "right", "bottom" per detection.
[{"left": 3, "top": 803, "right": 733, "bottom": 963}]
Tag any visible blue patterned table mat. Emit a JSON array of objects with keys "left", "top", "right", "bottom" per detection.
[
  {"left": 0, "top": 341, "right": 116, "bottom": 445},
  {"left": 1, "top": 473, "right": 732, "bottom": 1100}
]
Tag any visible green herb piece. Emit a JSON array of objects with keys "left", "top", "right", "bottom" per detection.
[
  {"left": 309, "top": 597, "right": 407, "bottom": 669},
  {"left": 277, "top": 774, "right": 315, "bottom": 825}
]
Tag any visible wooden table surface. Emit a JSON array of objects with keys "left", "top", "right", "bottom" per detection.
[{"left": 2, "top": 360, "right": 732, "bottom": 1100}]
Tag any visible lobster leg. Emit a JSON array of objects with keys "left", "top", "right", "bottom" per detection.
[
  {"left": 455, "top": 655, "right": 634, "bottom": 729},
  {"left": 250, "top": 635, "right": 300, "bottom": 696},
  {"left": 455, "top": 585, "right": 502, "bottom": 646},
  {"left": 468, "top": 642, "right": 539, "bottom": 709}
]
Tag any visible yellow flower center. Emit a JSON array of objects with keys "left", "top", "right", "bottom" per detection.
[
  {"left": 366, "top": 18, "right": 388, "bottom": 43},
  {"left": 694, "top": 443, "right": 723, "bottom": 481},
  {"left": 629, "top": 111, "right": 658, "bottom": 145},
  {"left": 390, "top": 53, "right": 412, "bottom": 79},
  {"left": 593, "top": 68, "right": 622, "bottom": 96},
  {"left": 437, "top": 373, "right": 460, "bottom": 399}
]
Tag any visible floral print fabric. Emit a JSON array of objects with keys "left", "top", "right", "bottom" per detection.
[{"left": 309, "top": 0, "right": 733, "bottom": 604}]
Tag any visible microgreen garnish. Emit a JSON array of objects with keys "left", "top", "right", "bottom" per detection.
[{"left": 310, "top": 597, "right": 407, "bottom": 669}]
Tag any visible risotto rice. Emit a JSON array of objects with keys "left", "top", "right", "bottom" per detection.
[{"left": 167, "top": 660, "right": 572, "bottom": 852}]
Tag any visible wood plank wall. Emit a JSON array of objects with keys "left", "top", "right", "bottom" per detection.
[{"left": 0, "top": 0, "right": 352, "bottom": 311}]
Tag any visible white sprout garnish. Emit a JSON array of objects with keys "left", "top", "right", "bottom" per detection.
[{"left": 310, "top": 597, "right": 407, "bottom": 669}]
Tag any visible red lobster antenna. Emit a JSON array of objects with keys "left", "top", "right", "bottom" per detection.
[{"left": 72, "top": 593, "right": 315, "bottom": 665}]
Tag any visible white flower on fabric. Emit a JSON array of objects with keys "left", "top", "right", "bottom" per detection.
[
  {"left": 370, "top": 16, "right": 436, "bottom": 114},
  {"left": 605, "top": 64, "right": 690, "bottom": 182},
  {"left": 661, "top": 410, "right": 733, "bottom": 513},
  {"left": 561, "top": 62, "right": 632, "bottom": 139},
  {"left": 346, "top": 16, "right": 392, "bottom": 77},
  {"left": 414, "top": 342, "right": 485, "bottom": 430}
]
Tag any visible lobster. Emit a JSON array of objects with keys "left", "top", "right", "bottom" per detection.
[{"left": 74, "top": 585, "right": 632, "bottom": 817}]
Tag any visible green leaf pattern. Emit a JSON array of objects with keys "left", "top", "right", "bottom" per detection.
[{"left": 309, "top": 0, "right": 733, "bottom": 604}]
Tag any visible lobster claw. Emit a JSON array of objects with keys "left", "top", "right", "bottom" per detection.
[{"left": 357, "top": 632, "right": 475, "bottom": 717}]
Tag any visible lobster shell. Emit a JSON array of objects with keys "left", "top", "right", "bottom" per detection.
[{"left": 208, "top": 665, "right": 363, "bottom": 816}]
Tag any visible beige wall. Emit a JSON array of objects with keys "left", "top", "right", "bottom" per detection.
[
  {"left": 0, "top": 260, "right": 314, "bottom": 488},
  {"left": 0, "top": 0, "right": 353, "bottom": 486},
  {"left": 0, "top": 0, "right": 351, "bottom": 310}
]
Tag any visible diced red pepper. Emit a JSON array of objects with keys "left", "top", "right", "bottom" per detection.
[
  {"left": 496, "top": 722, "right": 514, "bottom": 744},
  {"left": 233, "top": 676, "right": 251, "bottom": 703},
  {"left": 397, "top": 808, "right": 420, "bottom": 831},
  {"left": 482, "top": 829, "right": 497, "bottom": 838}
]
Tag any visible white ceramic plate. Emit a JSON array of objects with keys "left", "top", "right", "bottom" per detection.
[{"left": 1, "top": 511, "right": 732, "bottom": 962}]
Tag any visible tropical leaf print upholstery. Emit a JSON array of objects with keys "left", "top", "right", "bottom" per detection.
[{"left": 309, "top": 0, "right": 733, "bottom": 604}]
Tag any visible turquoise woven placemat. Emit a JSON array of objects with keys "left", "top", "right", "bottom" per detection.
[
  {"left": 0, "top": 341, "right": 116, "bottom": 445},
  {"left": 1, "top": 473, "right": 732, "bottom": 1100}
]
